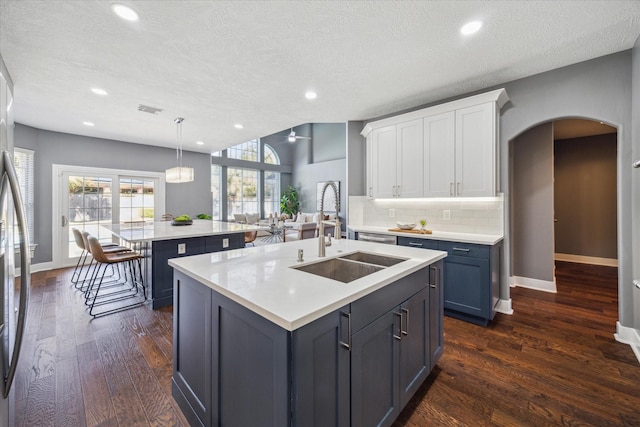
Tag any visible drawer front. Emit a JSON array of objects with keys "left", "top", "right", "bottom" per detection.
[
  {"left": 397, "top": 236, "right": 439, "bottom": 250},
  {"left": 438, "top": 241, "right": 490, "bottom": 259}
]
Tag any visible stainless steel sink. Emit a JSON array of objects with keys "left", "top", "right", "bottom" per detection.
[
  {"left": 337, "top": 251, "right": 407, "bottom": 267},
  {"left": 291, "top": 251, "right": 407, "bottom": 283},
  {"left": 292, "top": 258, "right": 384, "bottom": 283}
]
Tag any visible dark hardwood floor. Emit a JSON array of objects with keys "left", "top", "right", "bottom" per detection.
[
  {"left": 394, "top": 261, "right": 640, "bottom": 426},
  {"left": 13, "top": 261, "right": 639, "bottom": 426}
]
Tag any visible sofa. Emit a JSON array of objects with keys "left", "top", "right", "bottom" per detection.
[
  {"left": 232, "top": 213, "right": 271, "bottom": 237},
  {"left": 283, "top": 212, "right": 337, "bottom": 240}
]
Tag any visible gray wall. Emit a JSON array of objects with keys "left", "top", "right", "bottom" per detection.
[
  {"left": 633, "top": 36, "right": 640, "bottom": 329},
  {"left": 15, "top": 124, "right": 213, "bottom": 264},
  {"left": 554, "top": 133, "right": 617, "bottom": 260},
  {"left": 347, "top": 121, "right": 365, "bottom": 197},
  {"left": 511, "top": 123, "right": 555, "bottom": 282},
  {"left": 498, "top": 51, "right": 633, "bottom": 327},
  {"left": 292, "top": 123, "right": 347, "bottom": 232}
]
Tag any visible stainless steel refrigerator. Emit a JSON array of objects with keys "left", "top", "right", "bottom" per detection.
[{"left": 1, "top": 55, "right": 31, "bottom": 427}]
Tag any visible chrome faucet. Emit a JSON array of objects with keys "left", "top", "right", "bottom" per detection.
[{"left": 318, "top": 180, "right": 341, "bottom": 257}]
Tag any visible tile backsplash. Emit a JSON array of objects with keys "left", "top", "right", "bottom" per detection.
[{"left": 348, "top": 195, "right": 503, "bottom": 235}]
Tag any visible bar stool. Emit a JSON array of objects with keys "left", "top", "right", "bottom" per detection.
[
  {"left": 85, "top": 235, "right": 145, "bottom": 318},
  {"left": 71, "top": 228, "right": 129, "bottom": 290}
]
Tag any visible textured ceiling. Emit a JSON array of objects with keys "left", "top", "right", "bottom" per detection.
[{"left": 1, "top": 0, "right": 639, "bottom": 154}]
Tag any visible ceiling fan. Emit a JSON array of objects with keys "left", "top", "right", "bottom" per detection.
[{"left": 287, "top": 128, "right": 311, "bottom": 143}]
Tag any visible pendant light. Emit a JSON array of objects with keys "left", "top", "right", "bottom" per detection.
[{"left": 165, "top": 117, "right": 194, "bottom": 183}]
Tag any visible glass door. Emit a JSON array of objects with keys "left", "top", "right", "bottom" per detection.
[
  {"left": 119, "top": 177, "right": 155, "bottom": 226},
  {"left": 64, "top": 174, "right": 115, "bottom": 261},
  {"left": 54, "top": 165, "right": 165, "bottom": 268}
]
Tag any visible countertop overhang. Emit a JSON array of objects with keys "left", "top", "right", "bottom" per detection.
[
  {"left": 349, "top": 225, "right": 503, "bottom": 245},
  {"left": 103, "top": 219, "right": 261, "bottom": 243},
  {"left": 169, "top": 238, "right": 446, "bottom": 331}
]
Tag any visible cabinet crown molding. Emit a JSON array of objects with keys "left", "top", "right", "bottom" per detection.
[{"left": 361, "top": 88, "right": 509, "bottom": 138}]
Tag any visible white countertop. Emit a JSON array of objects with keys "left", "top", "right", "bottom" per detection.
[
  {"left": 169, "top": 238, "right": 446, "bottom": 331},
  {"left": 103, "top": 220, "right": 261, "bottom": 243},
  {"left": 349, "top": 225, "right": 503, "bottom": 245}
]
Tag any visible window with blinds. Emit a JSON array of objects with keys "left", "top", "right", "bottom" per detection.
[{"left": 14, "top": 148, "right": 35, "bottom": 243}]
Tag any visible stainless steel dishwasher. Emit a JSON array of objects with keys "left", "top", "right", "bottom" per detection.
[{"left": 356, "top": 232, "right": 397, "bottom": 245}]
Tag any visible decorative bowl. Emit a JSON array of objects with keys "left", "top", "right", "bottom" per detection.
[
  {"left": 171, "top": 220, "right": 193, "bottom": 226},
  {"left": 396, "top": 222, "right": 416, "bottom": 230}
]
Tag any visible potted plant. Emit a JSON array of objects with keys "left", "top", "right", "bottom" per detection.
[{"left": 280, "top": 185, "right": 300, "bottom": 218}]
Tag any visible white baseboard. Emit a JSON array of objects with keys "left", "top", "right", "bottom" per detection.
[
  {"left": 510, "top": 275, "right": 557, "bottom": 293},
  {"left": 555, "top": 253, "right": 618, "bottom": 267},
  {"left": 16, "top": 261, "right": 55, "bottom": 276},
  {"left": 614, "top": 321, "right": 640, "bottom": 363},
  {"left": 495, "top": 298, "right": 513, "bottom": 315}
]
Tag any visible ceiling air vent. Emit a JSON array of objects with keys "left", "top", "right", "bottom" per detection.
[{"left": 138, "top": 104, "right": 163, "bottom": 115}]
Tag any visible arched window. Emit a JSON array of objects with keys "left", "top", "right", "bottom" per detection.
[
  {"left": 227, "top": 139, "right": 259, "bottom": 162},
  {"left": 264, "top": 144, "right": 280, "bottom": 165},
  {"left": 215, "top": 141, "right": 282, "bottom": 220}
]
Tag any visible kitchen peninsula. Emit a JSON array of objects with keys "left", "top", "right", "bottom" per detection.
[
  {"left": 103, "top": 219, "right": 260, "bottom": 308},
  {"left": 169, "top": 238, "right": 446, "bottom": 427}
]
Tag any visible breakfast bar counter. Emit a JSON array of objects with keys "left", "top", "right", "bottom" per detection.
[{"left": 103, "top": 220, "right": 260, "bottom": 308}]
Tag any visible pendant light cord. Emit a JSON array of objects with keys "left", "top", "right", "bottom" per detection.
[{"left": 175, "top": 117, "right": 184, "bottom": 168}]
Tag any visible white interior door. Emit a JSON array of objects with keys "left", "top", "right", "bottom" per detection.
[{"left": 53, "top": 165, "right": 165, "bottom": 268}]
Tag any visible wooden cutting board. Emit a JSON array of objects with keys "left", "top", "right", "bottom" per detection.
[{"left": 388, "top": 228, "right": 432, "bottom": 234}]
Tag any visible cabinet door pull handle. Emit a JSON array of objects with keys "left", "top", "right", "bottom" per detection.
[
  {"left": 430, "top": 265, "right": 437, "bottom": 288},
  {"left": 452, "top": 247, "right": 470, "bottom": 252},
  {"left": 449, "top": 182, "right": 453, "bottom": 196},
  {"left": 457, "top": 182, "right": 461, "bottom": 195},
  {"left": 409, "top": 242, "right": 423, "bottom": 247},
  {"left": 401, "top": 308, "right": 409, "bottom": 336},
  {"left": 397, "top": 185, "right": 400, "bottom": 197},
  {"left": 369, "top": 187, "right": 373, "bottom": 197},
  {"left": 339, "top": 312, "right": 351, "bottom": 350},
  {"left": 393, "top": 312, "right": 402, "bottom": 340}
]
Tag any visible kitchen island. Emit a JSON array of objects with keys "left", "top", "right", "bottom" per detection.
[
  {"left": 103, "top": 220, "right": 261, "bottom": 308},
  {"left": 169, "top": 238, "right": 446, "bottom": 427}
]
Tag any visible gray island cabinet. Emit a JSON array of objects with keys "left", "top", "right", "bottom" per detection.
[{"left": 168, "top": 238, "right": 445, "bottom": 427}]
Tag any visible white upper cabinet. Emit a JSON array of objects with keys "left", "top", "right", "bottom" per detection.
[
  {"left": 369, "top": 119, "right": 423, "bottom": 199},
  {"left": 455, "top": 103, "right": 496, "bottom": 197},
  {"left": 396, "top": 119, "right": 424, "bottom": 198},
  {"left": 370, "top": 125, "right": 396, "bottom": 198},
  {"left": 362, "top": 88, "right": 508, "bottom": 199},
  {"left": 423, "top": 111, "right": 455, "bottom": 197}
]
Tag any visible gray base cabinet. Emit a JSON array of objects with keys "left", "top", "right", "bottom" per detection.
[
  {"left": 398, "top": 236, "right": 502, "bottom": 326},
  {"left": 173, "top": 271, "right": 289, "bottom": 427},
  {"left": 172, "top": 262, "right": 443, "bottom": 427},
  {"left": 292, "top": 308, "right": 351, "bottom": 426},
  {"left": 151, "top": 233, "right": 244, "bottom": 309}
]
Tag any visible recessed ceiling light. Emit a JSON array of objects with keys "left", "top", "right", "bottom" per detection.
[
  {"left": 196, "top": 141, "right": 204, "bottom": 145},
  {"left": 305, "top": 91, "right": 317, "bottom": 100},
  {"left": 460, "top": 21, "right": 482, "bottom": 35},
  {"left": 91, "top": 87, "right": 108, "bottom": 96},
  {"left": 83, "top": 121, "right": 95, "bottom": 127},
  {"left": 111, "top": 4, "right": 139, "bottom": 22},
  {"left": 234, "top": 124, "right": 244, "bottom": 129}
]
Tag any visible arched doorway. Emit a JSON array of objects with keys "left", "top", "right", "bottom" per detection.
[{"left": 507, "top": 117, "right": 619, "bottom": 318}]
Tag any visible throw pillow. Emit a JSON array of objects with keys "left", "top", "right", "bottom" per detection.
[
  {"left": 245, "top": 213, "right": 259, "bottom": 224},
  {"left": 234, "top": 213, "right": 247, "bottom": 223},
  {"left": 296, "top": 212, "right": 306, "bottom": 223}
]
